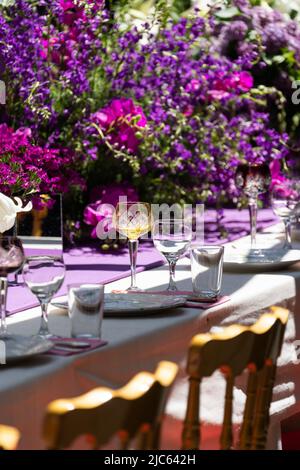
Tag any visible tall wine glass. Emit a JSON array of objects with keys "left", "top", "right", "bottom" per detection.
[
  {"left": 0, "top": 237, "right": 25, "bottom": 337},
  {"left": 23, "top": 256, "right": 65, "bottom": 337},
  {"left": 271, "top": 179, "right": 300, "bottom": 249},
  {"left": 153, "top": 219, "right": 192, "bottom": 292},
  {"left": 235, "top": 163, "right": 271, "bottom": 258},
  {"left": 113, "top": 202, "right": 152, "bottom": 291}
]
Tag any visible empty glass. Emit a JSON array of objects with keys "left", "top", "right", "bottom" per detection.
[
  {"left": 153, "top": 219, "right": 192, "bottom": 291},
  {"left": 0, "top": 237, "right": 25, "bottom": 337},
  {"left": 68, "top": 284, "right": 104, "bottom": 338},
  {"left": 271, "top": 179, "right": 300, "bottom": 249},
  {"left": 191, "top": 246, "right": 224, "bottom": 300},
  {"left": 23, "top": 256, "right": 65, "bottom": 337}
]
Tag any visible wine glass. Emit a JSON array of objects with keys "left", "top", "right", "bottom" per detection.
[
  {"left": 235, "top": 163, "right": 271, "bottom": 258},
  {"left": 113, "top": 202, "right": 152, "bottom": 291},
  {"left": 153, "top": 219, "right": 192, "bottom": 292},
  {"left": 271, "top": 179, "right": 300, "bottom": 249},
  {"left": 0, "top": 237, "right": 25, "bottom": 337},
  {"left": 23, "top": 256, "right": 65, "bottom": 338}
]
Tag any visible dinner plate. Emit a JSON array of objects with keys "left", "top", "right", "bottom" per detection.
[
  {"left": 1, "top": 335, "right": 53, "bottom": 364},
  {"left": 224, "top": 247, "right": 300, "bottom": 272},
  {"left": 52, "top": 293, "right": 186, "bottom": 317}
]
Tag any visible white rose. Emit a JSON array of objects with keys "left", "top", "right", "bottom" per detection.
[{"left": 0, "top": 193, "right": 32, "bottom": 233}]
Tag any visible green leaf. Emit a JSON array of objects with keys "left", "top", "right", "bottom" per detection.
[
  {"left": 272, "top": 55, "right": 286, "bottom": 65},
  {"left": 215, "top": 7, "right": 239, "bottom": 20}
]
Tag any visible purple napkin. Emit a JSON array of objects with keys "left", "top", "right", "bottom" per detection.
[{"left": 45, "top": 337, "right": 108, "bottom": 356}]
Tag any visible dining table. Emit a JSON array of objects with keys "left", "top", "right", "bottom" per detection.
[{"left": 1, "top": 211, "right": 300, "bottom": 450}]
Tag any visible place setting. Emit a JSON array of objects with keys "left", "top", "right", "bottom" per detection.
[{"left": 224, "top": 164, "right": 300, "bottom": 272}]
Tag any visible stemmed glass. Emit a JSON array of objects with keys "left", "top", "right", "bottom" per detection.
[
  {"left": 153, "top": 219, "right": 192, "bottom": 292},
  {"left": 113, "top": 202, "right": 152, "bottom": 291},
  {"left": 271, "top": 179, "right": 300, "bottom": 249},
  {"left": 0, "top": 237, "right": 25, "bottom": 337},
  {"left": 235, "top": 163, "right": 271, "bottom": 258},
  {"left": 23, "top": 256, "right": 65, "bottom": 338}
]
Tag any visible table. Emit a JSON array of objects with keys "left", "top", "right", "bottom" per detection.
[{"left": 1, "top": 225, "right": 300, "bottom": 449}]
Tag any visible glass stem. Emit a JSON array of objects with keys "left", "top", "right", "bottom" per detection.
[
  {"left": 167, "top": 260, "right": 177, "bottom": 292},
  {"left": 248, "top": 196, "right": 258, "bottom": 250},
  {"left": 39, "top": 302, "right": 50, "bottom": 337},
  {"left": 0, "top": 277, "right": 8, "bottom": 336},
  {"left": 283, "top": 218, "right": 292, "bottom": 249},
  {"left": 128, "top": 239, "right": 139, "bottom": 290}
]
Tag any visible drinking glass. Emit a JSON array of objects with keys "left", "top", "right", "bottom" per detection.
[
  {"left": 23, "top": 256, "right": 65, "bottom": 337},
  {"left": 153, "top": 219, "right": 192, "bottom": 292},
  {"left": 0, "top": 237, "right": 25, "bottom": 337},
  {"left": 235, "top": 163, "right": 271, "bottom": 258},
  {"left": 113, "top": 202, "right": 152, "bottom": 291},
  {"left": 68, "top": 284, "right": 104, "bottom": 338},
  {"left": 271, "top": 179, "right": 300, "bottom": 249},
  {"left": 191, "top": 246, "right": 224, "bottom": 300}
]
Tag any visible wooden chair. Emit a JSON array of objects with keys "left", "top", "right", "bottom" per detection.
[
  {"left": 182, "top": 306, "right": 289, "bottom": 450},
  {"left": 43, "top": 361, "right": 178, "bottom": 449},
  {"left": 0, "top": 425, "right": 20, "bottom": 450}
]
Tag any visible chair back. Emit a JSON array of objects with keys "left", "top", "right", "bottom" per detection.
[
  {"left": 43, "top": 361, "right": 178, "bottom": 449},
  {"left": 0, "top": 425, "right": 20, "bottom": 450},
  {"left": 182, "top": 306, "right": 289, "bottom": 450}
]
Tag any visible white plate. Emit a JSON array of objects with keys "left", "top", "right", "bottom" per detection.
[
  {"left": 224, "top": 247, "right": 300, "bottom": 272},
  {"left": 52, "top": 293, "right": 186, "bottom": 317},
  {"left": 1, "top": 335, "right": 53, "bottom": 364}
]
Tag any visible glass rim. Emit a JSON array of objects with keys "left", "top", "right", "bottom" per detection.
[
  {"left": 68, "top": 283, "right": 104, "bottom": 289},
  {"left": 25, "top": 255, "right": 64, "bottom": 261},
  {"left": 191, "top": 245, "right": 224, "bottom": 251},
  {"left": 115, "top": 201, "right": 151, "bottom": 206}
]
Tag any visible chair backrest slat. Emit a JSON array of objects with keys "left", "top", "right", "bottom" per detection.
[
  {"left": 220, "top": 371, "right": 234, "bottom": 450},
  {"left": 182, "top": 306, "right": 289, "bottom": 450}
]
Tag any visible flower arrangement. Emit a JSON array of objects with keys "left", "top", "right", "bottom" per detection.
[
  {"left": 86, "top": 13, "right": 289, "bottom": 205},
  {"left": 0, "top": 0, "right": 294, "bottom": 241},
  {"left": 0, "top": 123, "right": 83, "bottom": 203}
]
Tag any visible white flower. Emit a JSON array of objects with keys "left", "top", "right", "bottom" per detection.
[{"left": 0, "top": 193, "right": 32, "bottom": 234}]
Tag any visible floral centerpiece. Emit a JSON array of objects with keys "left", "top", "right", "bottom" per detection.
[{"left": 0, "top": 0, "right": 293, "bottom": 242}]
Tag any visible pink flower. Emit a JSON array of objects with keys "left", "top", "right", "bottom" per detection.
[
  {"left": 186, "top": 79, "right": 201, "bottom": 93},
  {"left": 183, "top": 105, "right": 194, "bottom": 117},
  {"left": 84, "top": 183, "right": 139, "bottom": 238},
  {"left": 208, "top": 71, "right": 254, "bottom": 101},
  {"left": 238, "top": 71, "right": 254, "bottom": 91},
  {"left": 92, "top": 98, "right": 147, "bottom": 153}
]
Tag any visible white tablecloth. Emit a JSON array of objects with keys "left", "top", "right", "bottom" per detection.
[{"left": 1, "top": 226, "right": 300, "bottom": 449}]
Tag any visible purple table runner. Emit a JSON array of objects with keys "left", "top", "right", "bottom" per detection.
[
  {"left": 7, "top": 243, "right": 165, "bottom": 316},
  {"left": 7, "top": 208, "right": 279, "bottom": 316}
]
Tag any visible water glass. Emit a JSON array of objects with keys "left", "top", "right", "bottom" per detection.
[
  {"left": 68, "top": 284, "right": 104, "bottom": 338},
  {"left": 23, "top": 256, "right": 65, "bottom": 337},
  {"left": 191, "top": 246, "right": 224, "bottom": 300},
  {"left": 153, "top": 219, "right": 192, "bottom": 292}
]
